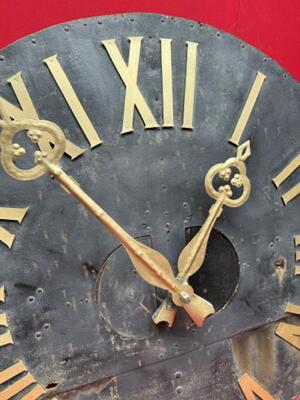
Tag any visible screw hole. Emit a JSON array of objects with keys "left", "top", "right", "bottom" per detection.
[
  {"left": 176, "top": 386, "right": 183, "bottom": 395},
  {"left": 46, "top": 382, "right": 58, "bottom": 389}
]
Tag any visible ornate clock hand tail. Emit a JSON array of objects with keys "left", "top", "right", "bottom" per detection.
[
  {"left": 182, "top": 294, "right": 215, "bottom": 327},
  {"left": 152, "top": 296, "right": 177, "bottom": 327}
]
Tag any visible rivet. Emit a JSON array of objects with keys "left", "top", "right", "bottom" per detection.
[{"left": 176, "top": 386, "right": 183, "bottom": 395}]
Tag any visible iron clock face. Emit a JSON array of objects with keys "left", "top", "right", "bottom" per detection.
[{"left": 0, "top": 13, "right": 299, "bottom": 400}]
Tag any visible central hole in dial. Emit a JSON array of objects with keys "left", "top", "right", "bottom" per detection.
[{"left": 186, "top": 227, "right": 239, "bottom": 311}]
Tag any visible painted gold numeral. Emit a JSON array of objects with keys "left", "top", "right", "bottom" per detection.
[
  {"left": 273, "top": 154, "right": 300, "bottom": 205},
  {"left": 0, "top": 286, "right": 14, "bottom": 348},
  {"left": 0, "top": 360, "right": 46, "bottom": 399},
  {"left": 0, "top": 286, "right": 4, "bottom": 302},
  {"left": 161, "top": 38, "right": 174, "bottom": 127},
  {"left": 229, "top": 71, "right": 266, "bottom": 145},
  {"left": 286, "top": 303, "right": 300, "bottom": 315},
  {"left": 238, "top": 373, "right": 274, "bottom": 400},
  {"left": 0, "top": 71, "right": 87, "bottom": 160},
  {"left": 0, "top": 207, "right": 28, "bottom": 249},
  {"left": 44, "top": 55, "right": 102, "bottom": 148},
  {"left": 0, "top": 313, "right": 14, "bottom": 348},
  {"left": 275, "top": 235, "right": 300, "bottom": 350},
  {"left": 102, "top": 37, "right": 159, "bottom": 134},
  {"left": 182, "top": 41, "right": 198, "bottom": 129},
  {"left": 275, "top": 321, "right": 300, "bottom": 350}
]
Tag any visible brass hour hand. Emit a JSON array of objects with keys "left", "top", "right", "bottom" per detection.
[
  {"left": 0, "top": 113, "right": 213, "bottom": 327},
  {"left": 153, "top": 141, "right": 252, "bottom": 327}
]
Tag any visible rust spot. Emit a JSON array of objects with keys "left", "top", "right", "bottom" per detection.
[
  {"left": 231, "top": 330, "right": 253, "bottom": 373},
  {"left": 274, "top": 257, "right": 286, "bottom": 284},
  {"left": 231, "top": 324, "right": 277, "bottom": 385},
  {"left": 48, "top": 376, "right": 116, "bottom": 399}
]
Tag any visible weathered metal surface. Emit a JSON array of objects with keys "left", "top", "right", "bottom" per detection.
[{"left": 0, "top": 13, "right": 299, "bottom": 400}]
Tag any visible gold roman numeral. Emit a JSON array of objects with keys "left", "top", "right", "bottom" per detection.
[
  {"left": 273, "top": 154, "right": 300, "bottom": 205},
  {"left": 0, "top": 285, "right": 14, "bottom": 348},
  {"left": 0, "top": 207, "right": 28, "bottom": 249},
  {"left": 182, "top": 41, "right": 198, "bottom": 129},
  {"left": 275, "top": 321, "right": 300, "bottom": 350},
  {"left": 0, "top": 360, "right": 46, "bottom": 399},
  {"left": 0, "top": 313, "right": 13, "bottom": 349},
  {"left": 275, "top": 236, "right": 300, "bottom": 350},
  {"left": 229, "top": 71, "right": 266, "bottom": 145},
  {"left": 238, "top": 373, "right": 274, "bottom": 400},
  {"left": 0, "top": 68, "right": 98, "bottom": 160},
  {"left": 102, "top": 37, "right": 159, "bottom": 134},
  {"left": 160, "top": 38, "right": 174, "bottom": 127},
  {"left": 275, "top": 235, "right": 300, "bottom": 350},
  {"left": 44, "top": 55, "right": 102, "bottom": 149},
  {"left": 102, "top": 37, "right": 200, "bottom": 133},
  {"left": 0, "top": 286, "right": 4, "bottom": 302}
]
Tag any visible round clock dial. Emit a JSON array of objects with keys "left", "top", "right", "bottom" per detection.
[{"left": 0, "top": 13, "right": 299, "bottom": 400}]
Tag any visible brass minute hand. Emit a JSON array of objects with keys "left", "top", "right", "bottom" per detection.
[
  {"left": 153, "top": 141, "right": 252, "bottom": 327},
  {"left": 0, "top": 114, "right": 214, "bottom": 327}
]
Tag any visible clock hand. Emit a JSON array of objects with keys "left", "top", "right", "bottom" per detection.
[
  {"left": 153, "top": 141, "right": 252, "bottom": 326},
  {"left": 0, "top": 114, "right": 214, "bottom": 327}
]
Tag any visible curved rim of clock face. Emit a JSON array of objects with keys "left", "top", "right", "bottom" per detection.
[
  {"left": 1, "top": 11, "right": 299, "bottom": 86},
  {"left": 0, "top": 12, "right": 299, "bottom": 400}
]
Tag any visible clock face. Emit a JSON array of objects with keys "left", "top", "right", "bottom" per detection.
[{"left": 0, "top": 13, "right": 299, "bottom": 400}]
